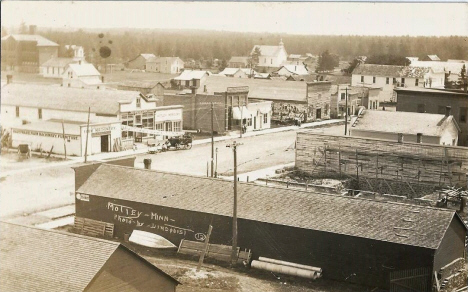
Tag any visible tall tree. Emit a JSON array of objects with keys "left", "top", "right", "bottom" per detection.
[
  {"left": 316, "top": 50, "right": 339, "bottom": 72},
  {"left": 248, "top": 46, "right": 261, "bottom": 77}
]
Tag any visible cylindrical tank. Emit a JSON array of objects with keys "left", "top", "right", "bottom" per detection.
[
  {"left": 258, "top": 257, "right": 322, "bottom": 273},
  {"left": 251, "top": 260, "right": 321, "bottom": 279}
]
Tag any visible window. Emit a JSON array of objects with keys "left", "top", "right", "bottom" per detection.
[
  {"left": 263, "top": 113, "right": 268, "bottom": 124},
  {"left": 460, "top": 107, "right": 467, "bottom": 123},
  {"left": 136, "top": 97, "right": 141, "bottom": 108},
  {"left": 185, "top": 80, "right": 190, "bottom": 87},
  {"left": 165, "top": 122, "right": 173, "bottom": 132},
  {"left": 52, "top": 67, "right": 55, "bottom": 75},
  {"left": 386, "top": 77, "right": 389, "bottom": 84},
  {"left": 401, "top": 78, "right": 405, "bottom": 85},
  {"left": 417, "top": 104, "right": 425, "bottom": 113},
  {"left": 142, "top": 112, "right": 154, "bottom": 138},
  {"left": 173, "top": 121, "right": 181, "bottom": 132},
  {"left": 360, "top": 76, "right": 364, "bottom": 82},
  {"left": 341, "top": 93, "right": 346, "bottom": 100},
  {"left": 415, "top": 79, "right": 419, "bottom": 86},
  {"left": 135, "top": 114, "right": 142, "bottom": 124},
  {"left": 372, "top": 76, "right": 376, "bottom": 84},
  {"left": 155, "top": 122, "right": 164, "bottom": 131},
  {"left": 15, "top": 106, "right": 19, "bottom": 117},
  {"left": 121, "top": 113, "right": 134, "bottom": 139},
  {"left": 38, "top": 108, "right": 42, "bottom": 119}
]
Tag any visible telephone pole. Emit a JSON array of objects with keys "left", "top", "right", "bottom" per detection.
[
  {"left": 211, "top": 102, "right": 214, "bottom": 177},
  {"left": 226, "top": 141, "right": 242, "bottom": 266},
  {"left": 84, "top": 107, "right": 91, "bottom": 162},
  {"left": 344, "top": 87, "right": 348, "bottom": 136}
]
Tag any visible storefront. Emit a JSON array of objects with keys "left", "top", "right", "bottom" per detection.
[{"left": 230, "top": 102, "right": 272, "bottom": 132}]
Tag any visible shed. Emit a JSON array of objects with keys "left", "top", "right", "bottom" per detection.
[
  {"left": 75, "top": 164, "right": 467, "bottom": 290},
  {"left": 0, "top": 221, "right": 180, "bottom": 292}
]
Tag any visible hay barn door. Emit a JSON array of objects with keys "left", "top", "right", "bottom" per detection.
[{"left": 389, "top": 267, "right": 431, "bottom": 292}]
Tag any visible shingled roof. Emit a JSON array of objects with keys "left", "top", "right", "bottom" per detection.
[
  {"left": 1, "top": 83, "right": 140, "bottom": 115},
  {"left": 77, "top": 164, "right": 462, "bottom": 249},
  {"left": 1, "top": 34, "right": 59, "bottom": 47},
  {"left": 0, "top": 222, "right": 179, "bottom": 291}
]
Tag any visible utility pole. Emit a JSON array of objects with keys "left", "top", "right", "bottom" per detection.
[
  {"left": 215, "top": 147, "right": 218, "bottom": 178},
  {"left": 240, "top": 101, "right": 243, "bottom": 138},
  {"left": 211, "top": 102, "right": 214, "bottom": 177},
  {"left": 344, "top": 87, "right": 348, "bottom": 136},
  {"left": 226, "top": 141, "right": 242, "bottom": 266},
  {"left": 84, "top": 107, "right": 91, "bottom": 162}
]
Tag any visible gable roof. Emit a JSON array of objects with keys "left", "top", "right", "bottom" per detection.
[
  {"left": 276, "top": 65, "right": 309, "bottom": 75},
  {"left": 141, "top": 53, "right": 156, "bottom": 60},
  {"left": 425, "top": 55, "right": 441, "bottom": 61},
  {"left": 228, "top": 56, "right": 249, "bottom": 64},
  {"left": 219, "top": 68, "right": 242, "bottom": 76},
  {"left": 1, "top": 34, "right": 59, "bottom": 46},
  {"left": 353, "top": 64, "right": 434, "bottom": 78},
  {"left": 41, "top": 57, "right": 76, "bottom": 68},
  {"left": 0, "top": 222, "right": 179, "bottom": 291},
  {"left": 66, "top": 63, "right": 101, "bottom": 77},
  {"left": 351, "top": 110, "right": 461, "bottom": 136},
  {"left": 173, "top": 70, "right": 209, "bottom": 81},
  {"left": 77, "top": 164, "right": 460, "bottom": 250},
  {"left": 251, "top": 45, "right": 285, "bottom": 57},
  {"left": 119, "top": 80, "right": 164, "bottom": 89},
  {"left": 1, "top": 83, "right": 140, "bottom": 115}
]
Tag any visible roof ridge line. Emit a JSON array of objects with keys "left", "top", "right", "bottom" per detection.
[{"left": 95, "top": 164, "right": 456, "bottom": 213}]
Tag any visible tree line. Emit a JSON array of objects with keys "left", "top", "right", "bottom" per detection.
[{"left": 2, "top": 26, "right": 467, "bottom": 65}]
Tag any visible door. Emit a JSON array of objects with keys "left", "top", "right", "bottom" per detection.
[
  {"left": 316, "top": 108, "right": 322, "bottom": 119},
  {"left": 101, "top": 135, "right": 109, "bottom": 152}
]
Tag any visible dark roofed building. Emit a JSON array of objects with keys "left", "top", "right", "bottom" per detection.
[
  {"left": 75, "top": 164, "right": 467, "bottom": 290},
  {"left": 118, "top": 80, "right": 166, "bottom": 99},
  {"left": 228, "top": 56, "right": 249, "bottom": 68},
  {"left": 0, "top": 221, "right": 179, "bottom": 292}
]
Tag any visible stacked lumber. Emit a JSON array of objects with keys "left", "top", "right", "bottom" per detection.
[
  {"left": 178, "top": 239, "right": 251, "bottom": 264},
  {"left": 74, "top": 216, "right": 114, "bottom": 238}
]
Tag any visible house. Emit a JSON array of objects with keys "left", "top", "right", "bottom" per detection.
[
  {"left": 286, "top": 54, "right": 306, "bottom": 66},
  {"left": 146, "top": 57, "right": 184, "bottom": 74},
  {"left": 0, "top": 222, "right": 179, "bottom": 292},
  {"left": 228, "top": 56, "right": 249, "bottom": 68},
  {"left": 306, "top": 81, "right": 332, "bottom": 120},
  {"left": 274, "top": 65, "right": 309, "bottom": 77},
  {"left": 171, "top": 70, "right": 210, "bottom": 91},
  {"left": 1, "top": 25, "right": 59, "bottom": 73},
  {"left": 409, "top": 60, "right": 468, "bottom": 83},
  {"left": 126, "top": 53, "right": 156, "bottom": 70},
  {"left": 219, "top": 68, "right": 256, "bottom": 78},
  {"left": 251, "top": 39, "right": 288, "bottom": 72},
  {"left": 422, "top": 54, "right": 441, "bottom": 61},
  {"left": 395, "top": 87, "right": 468, "bottom": 146},
  {"left": 62, "top": 62, "right": 103, "bottom": 89},
  {"left": 118, "top": 80, "right": 165, "bottom": 100},
  {"left": 1, "top": 82, "right": 183, "bottom": 155},
  {"left": 41, "top": 45, "right": 86, "bottom": 78},
  {"left": 75, "top": 163, "right": 467, "bottom": 291},
  {"left": 163, "top": 86, "right": 271, "bottom": 133},
  {"left": 350, "top": 109, "right": 460, "bottom": 145},
  {"left": 351, "top": 64, "right": 445, "bottom": 102}
]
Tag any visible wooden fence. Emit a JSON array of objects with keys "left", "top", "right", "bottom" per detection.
[{"left": 296, "top": 132, "right": 468, "bottom": 197}]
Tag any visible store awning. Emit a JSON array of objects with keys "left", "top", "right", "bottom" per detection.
[{"left": 232, "top": 106, "right": 251, "bottom": 119}]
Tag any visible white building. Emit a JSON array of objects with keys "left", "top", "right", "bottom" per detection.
[
  {"left": 40, "top": 45, "right": 86, "bottom": 78},
  {"left": 62, "top": 63, "right": 103, "bottom": 89},
  {"left": 410, "top": 60, "right": 468, "bottom": 83},
  {"left": 351, "top": 64, "right": 445, "bottom": 102},
  {"left": 1, "top": 83, "right": 183, "bottom": 156},
  {"left": 146, "top": 57, "right": 184, "bottom": 74},
  {"left": 251, "top": 40, "right": 288, "bottom": 71},
  {"left": 274, "top": 65, "right": 309, "bottom": 77}
]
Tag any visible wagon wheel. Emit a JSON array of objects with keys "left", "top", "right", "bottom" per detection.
[
  {"left": 175, "top": 143, "right": 181, "bottom": 150},
  {"left": 185, "top": 143, "right": 192, "bottom": 149}
]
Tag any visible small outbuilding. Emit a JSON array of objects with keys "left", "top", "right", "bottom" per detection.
[
  {"left": 75, "top": 164, "right": 467, "bottom": 291},
  {"left": 0, "top": 221, "right": 180, "bottom": 292}
]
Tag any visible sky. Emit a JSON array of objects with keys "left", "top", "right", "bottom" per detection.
[{"left": 1, "top": 1, "right": 468, "bottom": 36}]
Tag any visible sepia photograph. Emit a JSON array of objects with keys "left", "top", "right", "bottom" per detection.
[{"left": 0, "top": 1, "right": 467, "bottom": 291}]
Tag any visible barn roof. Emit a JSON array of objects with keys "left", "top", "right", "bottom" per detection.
[
  {"left": 0, "top": 222, "right": 179, "bottom": 291},
  {"left": 351, "top": 110, "right": 461, "bottom": 136},
  {"left": 1, "top": 83, "right": 140, "bottom": 115},
  {"left": 77, "top": 164, "right": 460, "bottom": 249},
  {"left": 1, "top": 34, "right": 59, "bottom": 47}
]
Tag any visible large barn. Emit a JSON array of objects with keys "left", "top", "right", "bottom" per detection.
[{"left": 75, "top": 164, "right": 467, "bottom": 291}]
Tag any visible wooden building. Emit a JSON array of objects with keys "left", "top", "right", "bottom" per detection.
[
  {"left": 126, "top": 54, "right": 156, "bottom": 70},
  {"left": 75, "top": 164, "right": 467, "bottom": 291},
  {"left": 0, "top": 221, "right": 179, "bottom": 292},
  {"left": 118, "top": 80, "right": 166, "bottom": 98}
]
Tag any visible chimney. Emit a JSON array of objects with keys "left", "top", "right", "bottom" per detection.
[
  {"left": 397, "top": 133, "right": 404, "bottom": 143},
  {"left": 416, "top": 133, "right": 423, "bottom": 143},
  {"left": 6, "top": 75, "right": 13, "bottom": 84},
  {"left": 29, "top": 25, "right": 37, "bottom": 35},
  {"left": 445, "top": 106, "right": 451, "bottom": 117}
]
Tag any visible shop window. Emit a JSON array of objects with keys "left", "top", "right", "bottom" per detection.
[
  {"left": 135, "top": 114, "right": 142, "bottom": 124},
  {"left": 263, "top": 113, "right": 268, "bottom": 124},
  {"left": 415, "top": 79, "right": 419, "bottom": 86},
  {"left": 16, "top": 106, "right": 19, "bottom": 117},
  {"left": 142, "top": 112, "right": 154, "bottom": 138},
  {"left": 155, "top": 122, "right": 164, "bottom": 131},
  {"left": 38, "top": 108, "right": 42, "bottom": 119},
  {"left": 165, "top": 122, "right": 173, "bottom": 132},
  {"left": 173, "top": 121, "right": 181, "bottom": 132}
]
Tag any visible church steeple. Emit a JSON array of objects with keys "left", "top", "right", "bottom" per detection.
[{"left": 279, "top": 38, "right": 284, "bottom": 47}]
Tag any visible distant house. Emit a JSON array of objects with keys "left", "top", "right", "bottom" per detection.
[
  {"left": 350, "top": 109, "right": 460, "bottom": 145},
  {"left": 1, "top": 25, "right": 59, "bottom": 73},
  {"left": 118, "top": 80, "right": 165, "bottom": 100},
  {"left": 171, "top": 70, "right": 210, "bottom": 91},
  {"left": 228, "top": 56, "right": 249, "bottom": 68},
  {"left": 0, "top": 222, "right": 180, "bottom": 292},
  {"left": 274, "top": 65, "right": 309, "bottom": 77},
  {"left": 219, "top": 68, "right": 256, "bottom": 78},
  {"left": 251, "top": 39, "right": 288, "bottom": 72},
  {"left": 422, "top": 55, "right": 441, "bottom": 61},
  {"left": 146, "top": 57, "right": 184, "bottom": 74},
  {"left": 41, "top": 45, "right": 86, "bottom": 78},
  {"left": 62, "top": 62, "right": 103, "bottom": 89},
  {"left": 126, "top": 53, "right": 156, "bottom": 70},
  {"left": 410, "top": 60, "right": 468, "bottom": 83}
]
